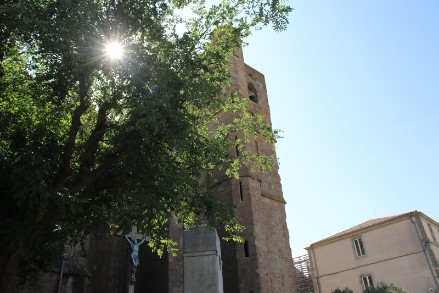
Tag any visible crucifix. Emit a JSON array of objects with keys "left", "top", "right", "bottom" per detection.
[
  {"left": 123, "top": 225, "right": 151, "bottom": 292},
  {"left": 125, "top": 235, "right": 145, "bottom": 282}
]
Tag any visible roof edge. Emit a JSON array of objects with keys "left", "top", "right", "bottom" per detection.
[{"left": 306, "top": 210, "right": 421, "bottom": 250}]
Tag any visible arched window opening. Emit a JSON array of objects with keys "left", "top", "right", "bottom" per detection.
[{"left": 248, "top": 83, "right": 258, "bottom": 104}]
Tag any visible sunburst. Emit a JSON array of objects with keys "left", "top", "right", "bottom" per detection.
[{"left": 104, "top": 41, "right": 124, "bottom": 60}]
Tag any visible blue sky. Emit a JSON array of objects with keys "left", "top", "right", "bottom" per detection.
[{"left": 243, "top": 0, "right": 439, "bottom": 256}]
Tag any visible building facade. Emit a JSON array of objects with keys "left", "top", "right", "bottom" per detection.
[
  {"left": 204, "top": 46, "right": 296, "bottom": 293},
  {"left": 167, "top": 46, "right": 296, "bottom": 293},
  {"left": 307, "top": 211, "right": 439, "bottom": 293}
]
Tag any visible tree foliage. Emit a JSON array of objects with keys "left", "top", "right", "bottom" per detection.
[
  {"left": 333, "top": 287, "right": 354, "bottom": 293},
  {"left": 0, "top": 0, "right": 291, "bottom": 289},
  {"left": 364, "top": 282, "right": 408, "bottom": 293}
]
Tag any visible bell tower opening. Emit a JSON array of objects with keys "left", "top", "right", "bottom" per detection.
[{"left": 247, "top": 83, "right": 258, "bottom": 104}]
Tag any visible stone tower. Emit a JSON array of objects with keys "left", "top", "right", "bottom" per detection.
[
  {"left": 204, "top": 46, "right": 296, "bottom": 293},
  {"left": 167, "top": 46, "right": 296, "bottom": 293}
]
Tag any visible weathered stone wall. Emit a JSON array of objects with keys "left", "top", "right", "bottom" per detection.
[
  {"left": 19, "top": 240, "right": 90, "bottom": 293},
  {"left": 168, "top": 218, "right": 184, "bottom": 293},
  {"left": 86, "top": 235, "right": 168, "bottom": 293},
  {"left": 209, "top": 46, "right": 296, "bottom": 293},
  {"left": 211, "top": 179, "right": 253, "bottom": 293},
  {"left": 165, "top": 46, "right": 297, "bottom": 293},
  {"left": 183, "top": 227, "right": 224, "bottom": 293},
  {"left": 87, "top": 236, "right": 130, "bottom": 293}
]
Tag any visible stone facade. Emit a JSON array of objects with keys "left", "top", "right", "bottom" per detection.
[
  {"left": 183, "top": 227, "right": 224, "bottom": 293},
  {"left": 205, "top": 47, "right": 296, "bottom": 293},
  {"left": 167, "top": 46, "right": 296, "bottom": 293}
]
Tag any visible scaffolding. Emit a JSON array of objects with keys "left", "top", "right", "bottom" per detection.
[{"left": 293, "top": 254, "right": 314, "bottom": 293}]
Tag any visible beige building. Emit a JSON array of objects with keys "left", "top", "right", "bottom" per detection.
[{"left": 307, "top": 211, "right": 439, "bottom": 293}]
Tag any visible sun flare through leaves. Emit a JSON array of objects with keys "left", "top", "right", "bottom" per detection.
[{"left": 104, "top": 41, "right": 124, "bottom": 60}]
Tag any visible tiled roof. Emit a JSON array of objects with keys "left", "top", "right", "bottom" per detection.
[{"left": 308, "top": 210, "right": 419, "bottom": 248}]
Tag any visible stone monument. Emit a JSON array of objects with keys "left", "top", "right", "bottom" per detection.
[{"left": 183, "top": 226, "right": 224, "bottom": 293}]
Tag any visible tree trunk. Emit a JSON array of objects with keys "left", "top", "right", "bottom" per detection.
[
  {"left": 0, "top": 249, "right": 24, "bottom": 293},
  {"left": 0, "top": 202, "right": 61, "bottom": 292}
]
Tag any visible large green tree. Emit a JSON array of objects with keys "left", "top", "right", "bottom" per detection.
[{"left": 0, "top": 0, "right": 291, "bottom": 290}]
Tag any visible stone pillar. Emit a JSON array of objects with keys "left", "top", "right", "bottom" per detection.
[{"left": 183, "top": 227, "right": 224, "bottom": 293}]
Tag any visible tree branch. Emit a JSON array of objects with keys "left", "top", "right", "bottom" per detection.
[
  {"left": 51, "top": 73, "right": 90, "bottom": 193},
  {"left": 65, "top": 101, "right": 112, "bottom": 193},
  {"left": 67, "top": 152, "right": 119, "bottom": 194}
]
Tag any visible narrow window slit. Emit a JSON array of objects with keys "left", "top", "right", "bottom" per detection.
[
  {"left": 235, "top": 136, "right": 240, "bottom": 157},
  {"left": 244, "top": 240, "right": 250, "bottom": 257}
]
